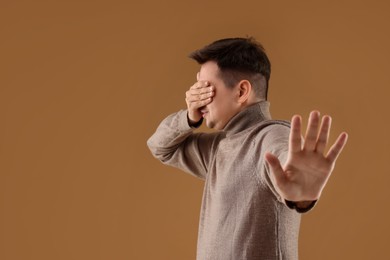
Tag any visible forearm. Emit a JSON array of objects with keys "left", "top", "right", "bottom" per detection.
[
  {"left": 147, "top": 109, "right": 193, "bottom": 162},
  {"left": 147, "top": 109, "right": 215, "bottom": 179}
]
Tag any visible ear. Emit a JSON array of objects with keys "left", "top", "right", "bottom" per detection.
[{"left": 237, "top": 80, "right": 252, "bottom": 103}]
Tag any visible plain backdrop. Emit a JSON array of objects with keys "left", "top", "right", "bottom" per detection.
[{"left": 1, "top": 0, "right": 389, "bottom": 259}]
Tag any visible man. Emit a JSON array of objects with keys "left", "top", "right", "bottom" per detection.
[{"left": 147, "top": 37, "right": 348, "bottom": 260}]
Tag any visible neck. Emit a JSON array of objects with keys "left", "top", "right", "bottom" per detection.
[
  {"left": 223, "top": 100, "right": 272, "bottom": 136},
  {"left": 238, "top": 97, "right": 265, "bottom": 112}
]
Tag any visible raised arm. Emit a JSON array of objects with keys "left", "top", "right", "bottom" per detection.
[
  {"left": 147, "top": 80, "right": 219, "bottom": 179},
  {"left": 265, "top": 111, "right": 348, "bottom": 211}
]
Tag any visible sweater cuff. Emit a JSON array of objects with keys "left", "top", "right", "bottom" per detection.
[
  {"left": 185, "top": 111, "right": 203, "bottom": 129},
  {"left": 176, "top": 110, "right": 194, "bottom": 131},
  {"left": 285, "top": 200, "right": 317, "bottom": 213},
  {"left": 188, "top": 117, "right": 203, "bottom": 128}
]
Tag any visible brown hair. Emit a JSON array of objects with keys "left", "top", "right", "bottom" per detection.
[{"left": 189, "top": 37, "right": 271, "bottom": 100}]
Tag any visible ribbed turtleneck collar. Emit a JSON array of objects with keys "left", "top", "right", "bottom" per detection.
[{"left": 223, "top": 101, "right": 272, "bottom": 136}]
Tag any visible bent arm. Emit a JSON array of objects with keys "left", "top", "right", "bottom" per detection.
[{"left": 147, "top": 109, "right": 220, "bottom": 179}]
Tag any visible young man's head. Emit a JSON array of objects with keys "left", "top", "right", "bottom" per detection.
[
  {"left": 189, "top": 37, "right": 271, "bottom": 130},
  {"left": 190, "top": 37, "right": 271, "bottom": 101}
]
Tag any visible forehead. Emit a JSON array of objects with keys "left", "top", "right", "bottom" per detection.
[{"left": 198, "top": 61, "right": 221, "bottom": 80}]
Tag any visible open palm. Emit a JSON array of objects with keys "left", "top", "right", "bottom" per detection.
[{"left": 265, "top": 111, "right": 348, "bottom": 202}]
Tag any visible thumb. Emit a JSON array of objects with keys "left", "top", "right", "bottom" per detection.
[{"left": 265, "top": 152, "right": 285, "bottom": 183}]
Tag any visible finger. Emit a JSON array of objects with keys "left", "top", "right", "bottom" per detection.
[
  {"left": 189, "top": 97, "right": 213, "bottom": 109},
  {"left": 326, "top": 132, "right": 348, "bottom": 163},
  {"left": 265, "top": 153, "right": 286, "bottom": 184},
  {"left": 186, "top": 89, "right": 214, "bottom": 102},
  {"left": 315, "top": 116, "right": 331, "bottom": 154},
  {"left": 303, "top": 111, "right": 320, "bottom": 151},
  {"left": 190, "top": 86, "right": 214, "bottom": 96},
  {"left": 186, "top": 85, "right": 213, "bottom": 98},
  {"left": 289, "top": 115, "right": 302, "bottom": 153},
  {"left": 190, "top": 81, "right": 209, "bottom": 90}
]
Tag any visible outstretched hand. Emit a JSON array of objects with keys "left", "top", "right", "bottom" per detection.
[{"left": 265, "top": 111, "right": 348, "bottom": 202}]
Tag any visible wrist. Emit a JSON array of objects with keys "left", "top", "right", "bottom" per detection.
[{"left": 187, "top": 113, "right": 203, "bottom": 128}]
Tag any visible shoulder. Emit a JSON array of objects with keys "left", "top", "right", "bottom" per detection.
[
  {"left": 252, "top": 120, "right": 290, "bottom": 137},
  {"left": 190, "top": 131, "right": 225, "bottom": 149},
  {"left": 195, "top": 131, "right": 225, "bottom": 143},
  {"left": 263, "top": 121, "right": 290, "bottom": 138},
  {"left": 251, "top": 120, "right": 290, "bottom": 149}
]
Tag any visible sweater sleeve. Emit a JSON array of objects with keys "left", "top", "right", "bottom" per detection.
[{"left": 147, "top": 109, "right": 221, "bottom": 180}]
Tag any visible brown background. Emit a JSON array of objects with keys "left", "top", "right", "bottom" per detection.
[{"left": 1, "top": 0, "right": 389, "bottom": 259}]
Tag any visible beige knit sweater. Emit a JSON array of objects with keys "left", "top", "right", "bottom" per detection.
[{"left": 147, "top": 101, "right": 309, "bottom": 260}]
